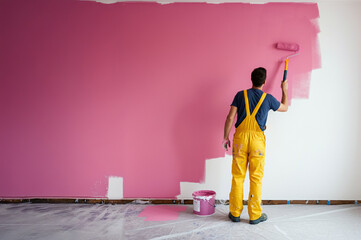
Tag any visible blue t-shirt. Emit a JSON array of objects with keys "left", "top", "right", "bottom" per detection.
[{"left": 231, "top": 89, "right": 280, "bottom": 131}]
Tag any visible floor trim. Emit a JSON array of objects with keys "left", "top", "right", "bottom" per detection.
[{"left": 0, "top": 199, "right": 359, "bottom": 205}]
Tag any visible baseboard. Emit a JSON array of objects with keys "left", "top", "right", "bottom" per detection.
[{"left": 0, "top": 198, "right": 359, "bottom": 205}]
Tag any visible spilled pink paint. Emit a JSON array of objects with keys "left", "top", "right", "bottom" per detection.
[
  {"left": 0, "top": 1, "right": 320, "bottom": 198},
  {"left": 138, "top": 205, "right": 187, "bottom": 221}
]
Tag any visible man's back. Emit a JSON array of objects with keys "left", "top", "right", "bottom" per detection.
[{"left": 231, "top": 89, "right": 280, "bottom": 131}]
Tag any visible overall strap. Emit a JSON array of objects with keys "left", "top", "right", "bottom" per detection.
[
  {"left": 244, "top": 90, "right": 250, "bottom": 116},
  {"left": 251, "top": 92, "right": 267, "bottom": 117}
]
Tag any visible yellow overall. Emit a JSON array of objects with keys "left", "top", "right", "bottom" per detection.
[{"left": 229, "top": 90, "right": 267, "bottom": 220}]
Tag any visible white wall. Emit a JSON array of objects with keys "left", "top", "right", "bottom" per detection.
[
  {"left": 177, "top": 1, "right": 361, "bottom": 200},
  {"left": 263, "top": 1, "right": 361, "bottom": 200}
]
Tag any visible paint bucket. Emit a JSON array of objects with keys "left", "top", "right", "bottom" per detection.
[{"left": 192, "top": 190, "right": 216, "bottom": 216}]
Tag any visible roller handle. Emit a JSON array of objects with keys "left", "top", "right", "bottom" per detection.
[{"left": 283, "top": 59, "right": 289, "bottom": 82}]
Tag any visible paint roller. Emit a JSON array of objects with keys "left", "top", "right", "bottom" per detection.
[{"left": 276, "top": 42, "right": 300, "bottom": 82}]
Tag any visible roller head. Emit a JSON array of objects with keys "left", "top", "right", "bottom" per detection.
[{"left": 276, "top": 42, "right": 300, "bottom": 52}]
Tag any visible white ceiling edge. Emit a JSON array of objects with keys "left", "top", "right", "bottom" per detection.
[{"left": 90, "top": 0, "right": 361, "bottom": 4}]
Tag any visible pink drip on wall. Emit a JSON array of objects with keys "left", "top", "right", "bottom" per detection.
[{"left": 0, "top": 1, "right": 320, "bottom": 198}]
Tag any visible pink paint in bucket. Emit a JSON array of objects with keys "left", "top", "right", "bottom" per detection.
[{"left": 192, "top": 190, "right": 216, "bottom": 216}]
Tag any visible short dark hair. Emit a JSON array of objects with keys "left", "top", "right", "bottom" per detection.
[{"left": 251, "top": 67, "right": 267, "bottom": 87}]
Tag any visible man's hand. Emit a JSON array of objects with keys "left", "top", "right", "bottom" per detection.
[
  {"left": 278, "top": 80, "right": 289, "bottom": 112},
  {"left": 281, "top": 80, "right": 288, "bottom": 92},
  {"left": 222, "top": 139, "right": 231, "bottom": 151}
]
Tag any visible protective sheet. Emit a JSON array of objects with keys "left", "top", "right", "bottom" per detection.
[{"left": 0, "top": 203, "right": 361, "bottom": 239}]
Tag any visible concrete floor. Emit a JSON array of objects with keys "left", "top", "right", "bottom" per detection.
[{"left": 0, "top": 203, "right": 360, "bottom": 240}]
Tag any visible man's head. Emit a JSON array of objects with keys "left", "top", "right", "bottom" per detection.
[{"left": 251, "top": 67, "right": 267, "bottom": 87}]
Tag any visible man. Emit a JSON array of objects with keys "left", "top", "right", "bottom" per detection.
[{"left": 223, "top": 67, "right": 288, "bottom": 224}]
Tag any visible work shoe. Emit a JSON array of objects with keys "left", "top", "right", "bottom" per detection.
[
  {"left": 228, "top": 212, "right": 240, "bottom": 222},
  {"left": 249, "top": 213, "right": 268, "bottom": 224}
]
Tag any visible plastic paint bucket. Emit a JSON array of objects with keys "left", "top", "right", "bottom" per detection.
[{"left": 192, "top": 190, "right": 216, "bottom": 216}]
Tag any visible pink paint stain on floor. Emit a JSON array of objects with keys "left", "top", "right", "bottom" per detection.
[{"left": 138, "top": 205, "right": 187, "bottom": 221}]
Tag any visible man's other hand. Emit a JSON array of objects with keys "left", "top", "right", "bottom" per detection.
[{"left": 222, "top": 139, "right": 231, "bottom": 151}]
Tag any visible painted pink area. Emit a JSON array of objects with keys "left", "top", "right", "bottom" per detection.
[
  {"left": 0, "top": 1, "right": 320, "bottom": 198},
  {"left": 138, "top": 205, "right": 187, "bottom": 221}
]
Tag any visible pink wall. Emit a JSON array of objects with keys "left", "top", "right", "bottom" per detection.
[{"left": 0, "top": 0, "right": 320, "bottom": 198}]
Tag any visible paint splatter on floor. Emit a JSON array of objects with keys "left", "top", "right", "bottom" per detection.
[{"left": 138, "top": 205, "right": 187, "bottom": 221}]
